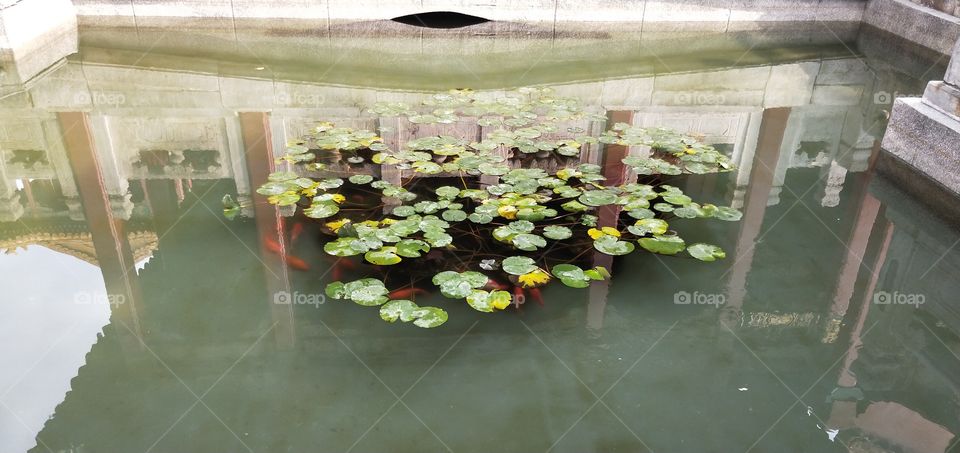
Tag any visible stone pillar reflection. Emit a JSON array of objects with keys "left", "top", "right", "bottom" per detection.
[
  {"left": 239, "top": 112, "right": 296, "bottom": 348},
  {"left": 723, "top": 108, "right": 791, "bottom": 329},
  {"left": 57, "top": 112, "right": 145, "bottom": 345}
]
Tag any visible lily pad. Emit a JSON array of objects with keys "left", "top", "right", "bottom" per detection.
[
  {"left": 364, "top": 246, "right": 402, "bottom": 265},
  {"left": 502, "top": 256, "right": 538, "bottom": 275},
  {"left": 638, "top": 235, "right": 686, "bottom": 255},
  {"left": 543, "top": 225, "right": 572, "bottom": 240},
  {"left": 594, "top": 236, "right": 636, "bottom": 256},
  {"left": 348, "top": 174, "right": 374, "bottom": 184},
  {"left": 687, "top": 243, "right": 726, "bottom": 262},
  {"left": 380, "top": 299, "right": 419, "bottom": 322}
]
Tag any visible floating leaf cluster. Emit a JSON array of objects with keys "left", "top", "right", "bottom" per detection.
[{"left": 249, "top": 87, "right": 743, "bottom": 328}]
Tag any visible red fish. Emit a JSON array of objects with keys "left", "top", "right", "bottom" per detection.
[
  {"left": 388, "top": 287, "right": 428, "bottom": 300},
  {"left": 262, "top": 235, "right": 310, "bottom": 271},
  {"left": 284, "top": 255, "right": 311, "bottom": 271},
  {"left": 332, "top": 263, "right": 343, "bottom": 281},
  {"left": 485, "top": 279, "right": 510, "bottom": 291},
  {"left": 263, "top": 236, "right": 283, "bottom": 254},
  {"left": 289, "top": 222, "right": 304, "bottom": 243},
  {"left": 529, "top": 288, "right": 544, "bottom": 306}
]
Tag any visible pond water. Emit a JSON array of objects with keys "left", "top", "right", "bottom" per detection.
[{"left": 1, "top": 24, "right": 959, "bottom": 453}]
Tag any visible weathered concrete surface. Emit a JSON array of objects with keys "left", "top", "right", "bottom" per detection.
[
  {"left": 864, "top": 0, "right": 960, "bottom": 55},
  {"left": 0, "top": 0, "right": 77, "bottom": 86},
  {"left": 948, "top": 41, "right": 960, "bottom": 84},
  {"left": 881, "top": 98, "right": 960, "bottom": 192},
  {"left": 71, "top": 0, "right": 868, "bottom": 33}
]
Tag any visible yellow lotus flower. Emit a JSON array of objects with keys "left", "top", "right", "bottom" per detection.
[
  {"left": 498, "top": 205, "right": 518, "bottom": 220},
  {"left": 518, "top": 269, "right": 551, "bottom": 288},
  {"left": 587, "top": 227, "right": 621, "bottom": 240},
  {"left": 331, "top": 193, "right": 346, "bottom": 204},
  {"left": 489, "top": 290, "right": 512, "bottom": 310},
  {"left": 325, "top": 219, "right": 351, "bottom": 232}
]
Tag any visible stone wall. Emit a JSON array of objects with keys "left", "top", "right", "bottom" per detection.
[{"left": 907, "top": 0, "right": 960, "bottom": 16}]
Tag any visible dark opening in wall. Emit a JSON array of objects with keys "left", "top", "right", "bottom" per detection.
[{"left": 391, "top": 11, "right": 490, "bottom": 29}]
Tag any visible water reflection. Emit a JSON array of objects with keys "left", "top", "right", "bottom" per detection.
[{"left": 0, "top": 26, "right": 958, "bottom": 453}]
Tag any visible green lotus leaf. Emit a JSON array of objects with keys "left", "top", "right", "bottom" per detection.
[
  {"left": 435, "top": 186, "right": 461, "bottom": 199},
  {"left": 714, "top": 206, "right": 743, "bottom": 221},
  {"left": 433, "top": 271, "right": 488, "bottom": 299},
  {"left": 487, "top": 184, "right": 514, "bottom": 195},
  {"left": 466, "top": 290, "right": 495, "bottom": 312},
  {"left": 411, "top": 307, "right": 448, "bottom": 328},
  {"left": 580, "top": 214, "right": 598, "bottom": 227},
  {"left": 380, "top": 299, "right": 419, "bottom": 322},
  {"left": 348, "top": 174, "right": 374, "bottom": 184},
  {"left": 663, "top": 194, "right": 692, "bottom": 206},
  {"left": 512, "top": 233, "right": 546, "bottom": 251},
  {"left": 395, "top": 239, "right": 430, "bottom": 257},
  {"left": 364, "top": 247, "right": 402, "bottom": 265},
  {"left": 594, "top": 236, "right": 636, "bottom": 256},
  {"left": 413, "top": 161, "right": 443, "bottom": 174},
  {"left": 628, "top": 218, "right": 669, "bottom": 236},
  {"left": 460, "top": 189, "right": 489, "bottom": 201},
  {"left": 324, "top": 237, "right": 362, "bottom": 256},
  {"left": 627, "top": 208, "right": 655, "bottom": 220},
  {"left": 687, "top": 243, "right": 726, "bottom": 262},
  {"left": 342, "top": 278, "right": 389, "bottom": 306},
  {"left": 543, "top": 225, "right": 572, "bottom": 240},
  {"left": 392, "top": 206, "right": 416, "bottom": 217},
  {"left": 468, "top": 212, "right": 493, "bottom": 224},
  {"left": 317, "top": 178, "right": 344, "bottom": 190},
  {"left": 507, "top": 220, "right": 535, "bottom": 233},
  {"left": 478, "top": 163, "right": 510, "bottom": 176},
  {"left": 257, "top": 181, "right": 294, "bottom": 196},
  {"left": 562, "top": 200, "right": 590, "bottom": 212},
  {"left": 424, "top": 231, "right": 453, "bottom": 247},
  {"left": 638, "top": 235, "right": 687, "bottom": 255},
  {"left": 578, "top": 190, "right": 619, "bottom": 207},
  {"left": 304, "top": 201, "right": 340, "bottom": 219},
  {"left": 552, "top": 264, "right": 585, "bottom": 280},
  {"left": 270, "top": 192, "right": 301, "bottom": 206},
  {"left": 442, "top": 209, "right": 468, "bottom": 222},
  {"left": 653, "top": 203, "right": 675, "bottom": 212},
  {"left": 414, "top": 201, "right": 441, "bottom": 214},
  {"left": 268, "top": 171, "right": 298, "bottom": 182},
  {"left": 502, "top": 256, "right": 538, "bottom": 275},
  {"left": 325, "top": 281, "right": 346, "bottom": 299},
  {"left": 672, "top": 206, "right": 702, "bottom": 218}
]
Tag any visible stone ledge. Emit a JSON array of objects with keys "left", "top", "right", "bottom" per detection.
[
  {"left": 864, "top": 0, "right": 960, "bottom": 55},
  {"left": 882, "top": 97, "right": 960, "bottom": 193},
  {"left": 0, "top": 0, "right": 77, "bottom": 85},
  {"left": 923, "top": 80, "right": 960, "bottom": 118}
]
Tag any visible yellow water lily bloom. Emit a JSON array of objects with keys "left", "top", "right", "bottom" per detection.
[
  {"left": 331, "top": 194, "right": 346, "bottom": 204},
  {"left": 489, "top": 291, "right": 512, "bottom": 310},
  {"left": 498, "top": 205, "right": 518, "bottom": 220},
  {"left": 325, "top": 219, "right": 351, "bottom": 232},
  {"left": 587, "top": 227, "right": 621, "bottom": 240},
  {"left": 518, "top": 269, "right": 551, "bottom": 288}
]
